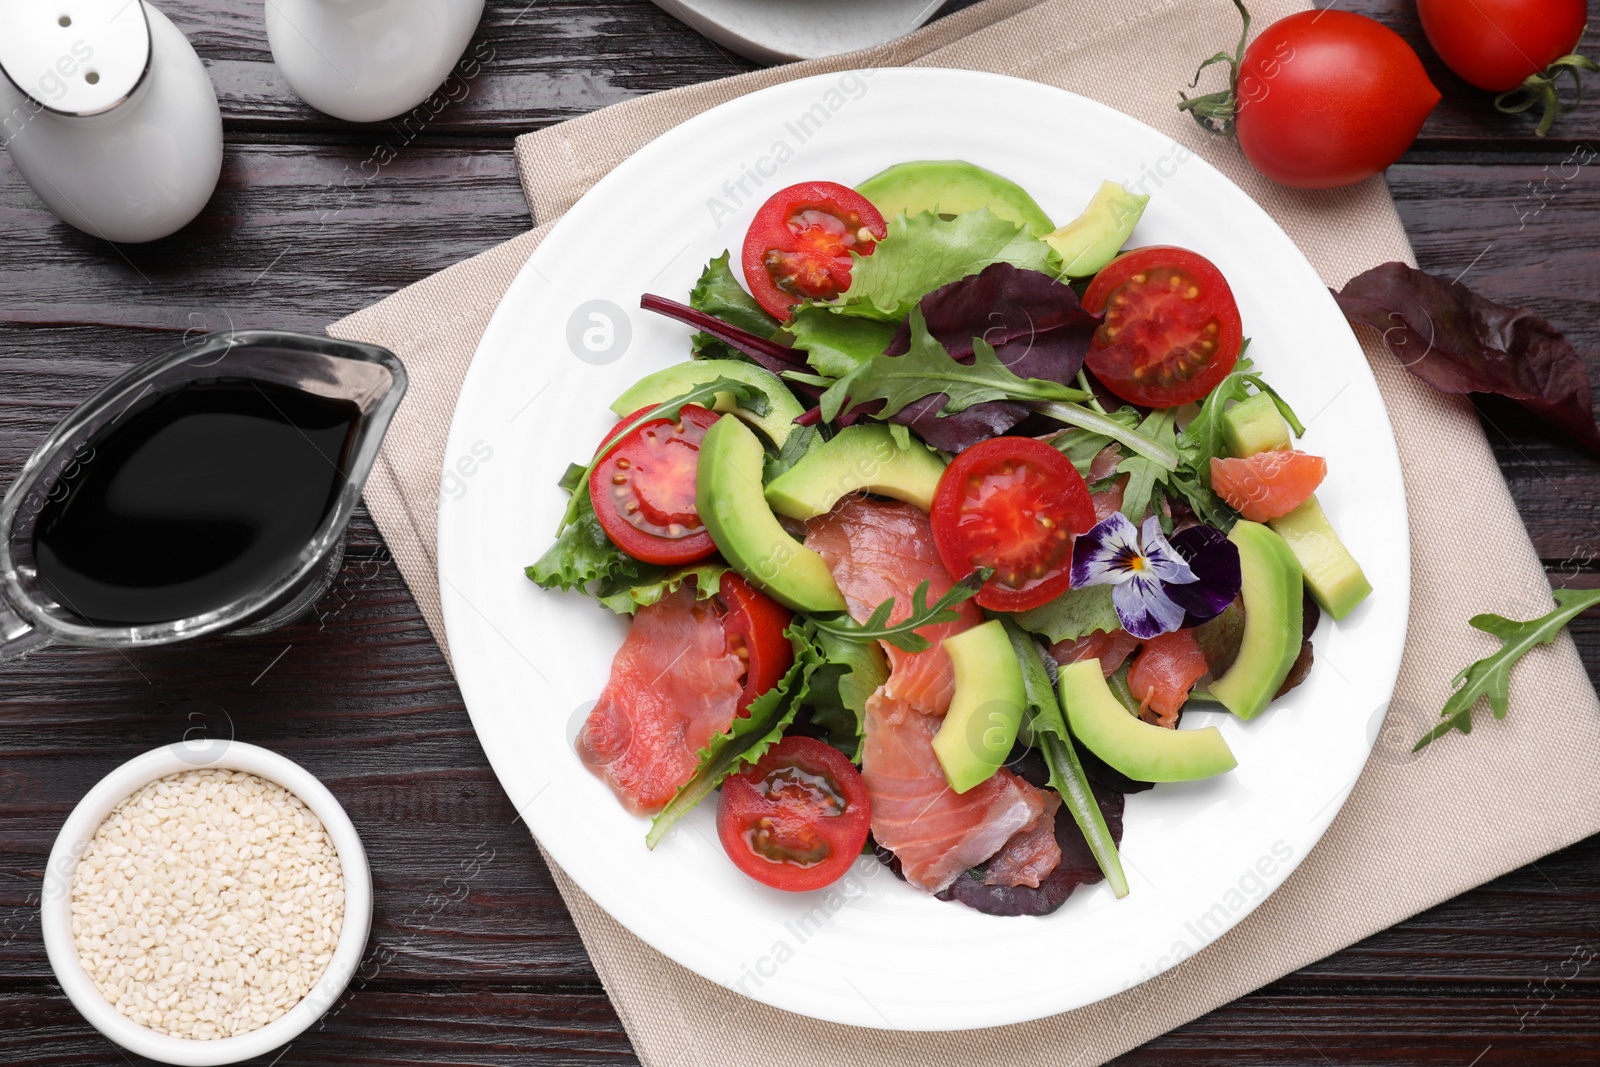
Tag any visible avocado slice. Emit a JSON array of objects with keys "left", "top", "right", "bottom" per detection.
[
  {"left": 611, "top": 359, "right": 808, "bottom": 450},
  {"left": 932, "top": 620, "right": 1027, "bottom": 793},
  {"left": 1209, "top": 522, "right": 1304, "bottom": 721},
  {"left": 696, "top": 414, "right": 846, "bottom": 614},
  {"left": 856, "top": 160, "right": 1055, "bottom": 238},
  {"left": 1044, "top": 181, "right": 1150, "bottom": 278},
  {"left": 1059, "top": 660, "right": 1236, "bottom": 782},
  {"left": 1222, "top": 393, "right": 1372, "bottom": 620},
  {"left": 764, "top": 424, "right": 947, "bottom": 519}
]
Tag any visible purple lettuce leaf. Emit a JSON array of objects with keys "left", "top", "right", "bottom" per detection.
[
  {"left": 847, "top": 263, "right": 1101, "bottom": 452},
  {"left": 873, "top": 745, "right": 1126, "bottom": 917},
  {"left": 1332, "top": 262, "right": 1600, "bottom": 454}
]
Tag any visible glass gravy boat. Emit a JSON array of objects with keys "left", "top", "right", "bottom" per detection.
[{"left": 0, "top": 331, "right": 406, "bottom": 661}]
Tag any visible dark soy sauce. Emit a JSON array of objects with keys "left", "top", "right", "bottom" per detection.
[{"left": 32, "top": 380, "right": 360, "bottom": 625}]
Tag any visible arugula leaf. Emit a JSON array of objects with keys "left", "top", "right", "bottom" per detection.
[
  {"left": 887, "top": 423, "right": 913, "bottom": 451},
  {"left": 595, "top": 561, "right": 728, "bottom": 615},
  {"left": 1050, "top": 408, "right": 1143, "bottom": 478},
  {"left": 762, "top": 423, "right": 817, "bottom": 484},
  {"left": 1117, "top": 408, "right": 1177, "bottom": 521},
  {"left": 803, "top": 628, "right": 889, "bottom": 763},
  {"left": 1012, "top": 585, "right": 1121, "bottom": 644},
  {"left": 1036, "top": 400, "right": 1180, "bottom": 469},
  {"left": 689, "top": 252, "right": 781, "bottom": 361},
  {"left": 810, "top": 568, "right": 990, "bottom": 653},
  {"left": 819, "top": 309, "right": 1087, "bottom": 422},
  {"left": 1164, "top": 354, "right": 1302, "bottom": 528},
  {"left": 525, "top": 490, "right": 648, "bottom": 593},
  {"left": 646, "top": 622, "right": 824, "bottom": 848},
  {"left": 556, "top": 377, "right": 769, "bottom": 535},
  {"left": 1414, "top": 588, "right": 1600, "bottom": 750},
  {"left": 1001, "top": 618, "right": 1128, "bottom": 897},
  {"left": 834, "top": 209, "right": 1052, "bottom": 322},
  {"left": 786, "top": 306, "right": 898, "bottom": 379}
]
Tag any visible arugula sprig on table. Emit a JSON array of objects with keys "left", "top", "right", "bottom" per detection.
[
  {"left": 553, "top": 377, "right": 769, "bottom": 536},
  {"left": 1414, "top": 588, "right": 1600, "bottom": 751},
  {"left": 810, "top": 567, "right": 992, "bottom": 653}
]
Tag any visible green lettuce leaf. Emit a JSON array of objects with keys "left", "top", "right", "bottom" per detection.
[
  {"left": 1012, "top": 584, "right": 1120, "bottom": 644},
  {"left": 689, "top": 252, "right": 780, "bottom": 360},
  {"left": 646, "top": 622, "right": 824, "bottom": 848},
  {"left": 786, "top": 306, "right": 898, "bottom": 378},
  {"left": 525, "top": 491, "right": 647, "bottom": 593},
  {"left": 834, "top": 209, "right": 1053, "bottom": 322},
  {"left": 595, "top": 561, "right": 729, "bottom": 615}
]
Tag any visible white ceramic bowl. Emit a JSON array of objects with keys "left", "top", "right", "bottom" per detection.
[{"left": 40, "top": 741, "right": 373, "bottom": 1065}]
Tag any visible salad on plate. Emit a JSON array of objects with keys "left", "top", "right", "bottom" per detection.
[{"left": 527, "top": 160, "right": 1372, "bottom": 916}]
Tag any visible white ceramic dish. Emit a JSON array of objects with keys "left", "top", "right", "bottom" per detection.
[
  {"left": 41, "top": 741, "right": 373, "bottom": 1065},
  {"left": 436, "top": 68, "right": 1410, "bottom": 1030},
  {"left": 650, "top": 0, "right": 940, "bottom": 63}
]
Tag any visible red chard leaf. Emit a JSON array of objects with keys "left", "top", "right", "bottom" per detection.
[
  {"left": 864, "top": 263, "right": 1100, "bottom": 452},
  {"left": 1333, "top": 262, "right": 1600, "bottom": 454}
]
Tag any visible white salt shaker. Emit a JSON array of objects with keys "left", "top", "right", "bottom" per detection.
[
  {"left": 0, "top": 0, "right": 223, "bottom": 244},
  {"left": 266, "top": 0, "right": 485, "bottom": 123}
]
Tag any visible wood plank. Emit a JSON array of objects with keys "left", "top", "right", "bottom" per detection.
[
  {"left": 153, "top": 0, "right": 1600, "bottom": 153},
  {"left": 1388, "top": 161, "right": 1600, "bottom": 562}
]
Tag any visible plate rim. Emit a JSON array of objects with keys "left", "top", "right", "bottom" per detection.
[{"left": 437, "top": 66, "right": 1412, "bottom": 1031}]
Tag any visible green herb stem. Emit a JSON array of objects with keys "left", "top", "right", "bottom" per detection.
[
  {"left": 1039, "top": 731, "right": 1129, "bottom": 898},
  {"left": 1036, "top": 401, "right": 1180, "bottom": 470},
  {"left": 811, "top": 568, "right": 991, "bottom": 653}
]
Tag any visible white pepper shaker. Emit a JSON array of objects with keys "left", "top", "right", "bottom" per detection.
[
  {"left": 266, "top": 0, "right": 485, "bottom": 123},
  {"left": 0, "top": 0, "right": 223, "bottom": 244}
]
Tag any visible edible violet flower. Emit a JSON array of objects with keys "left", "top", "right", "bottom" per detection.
[{"left": 1070, "top": 514, "right": 1240, "bottom": 639}]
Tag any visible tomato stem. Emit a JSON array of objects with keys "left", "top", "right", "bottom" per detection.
[
  {"left": 1494, "top": 51, "right": 1600, "bottom": 137},
  {"left": 1177, "top": 0, "right": 1251, "bottom": 137},
  {"left": 1035, "top": 401, "right": 1180, "bottom": 470}
]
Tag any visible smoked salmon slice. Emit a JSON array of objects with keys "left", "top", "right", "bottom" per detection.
[
  {"left": 575, "top": 585, "right": 744, "bottom": 816},
  {"left": 861, "top": 696, "right": 1045, "bottom": 893},
  {"left": 807, "top": 496, "right": 1051, "bottom": 893},
  {"left": 1050, "top": 629, "right": 1143, "bottom": 676},
  {"left": 983, "top": 792, "right": 1062, "bottom": 889},
  {"left": 805, "top": 497, "right": 983, "bottom": 717}
]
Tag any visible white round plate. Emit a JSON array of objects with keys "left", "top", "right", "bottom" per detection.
[{"left": 437, "top": 69, "right": 1409, "bottom": 1031}]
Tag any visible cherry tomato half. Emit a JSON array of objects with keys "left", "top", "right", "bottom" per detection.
[
  {"left": 1230, "top": 12, "right": 1439, "bottom": 189},
  {"left": 715, "top": 572, "right": 793, "bottom": 716},
  {"left": 588, "top": 405, "right": 719, "bottom": 566},
  {"left": 930, "top": 436, "right": 1095, "bottom": 612},
  {"left": 716, "top": 735, "right": 871, "bottom": 892},
  {"left": 741, "top": 181, "right": 887, "bottom": 322},
  {"left": 1418, "top": 0, "right": 1587, "bottom": 92},
  {"left": 1081, "top": 246, "right": 1244, "bottom": 409}
]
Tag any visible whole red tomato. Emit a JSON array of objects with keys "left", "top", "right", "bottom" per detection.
[
  {"left": 1417, "top": 0, "right": 1587, "bottom": 92},
  {"left": 1182, "top": 9, "right": 1440, "bottom": 189},
  {"left": 1236, "top": 13, "right": 1440, "bottom": 188}
]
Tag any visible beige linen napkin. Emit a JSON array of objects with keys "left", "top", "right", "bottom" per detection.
[{"left": 330, "top": 0, "right": 1600, "bottom": 1062}]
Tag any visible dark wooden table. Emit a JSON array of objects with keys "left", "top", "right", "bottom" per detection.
[{"left": 4, "top": 2, "right": 1599, "bottom": 1063}]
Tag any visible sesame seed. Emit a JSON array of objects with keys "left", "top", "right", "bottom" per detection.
[{"left": 70, "top": 770, "right": 344, "bottom": 1041}]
